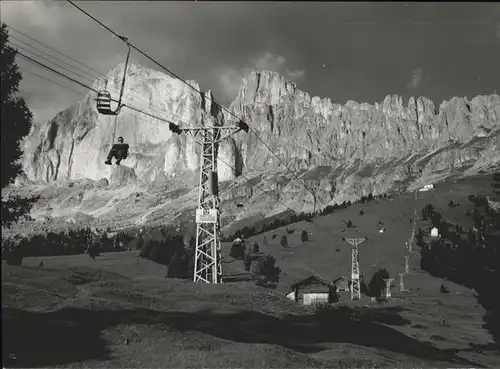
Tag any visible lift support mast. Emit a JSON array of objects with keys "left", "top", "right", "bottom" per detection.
[{"left": 169, "top": 121, "right": 248, "bottom": 284}]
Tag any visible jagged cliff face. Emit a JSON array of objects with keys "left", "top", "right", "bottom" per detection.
[
  {"left": 15, "top": 65, "right": 500, "bottom": 232},
  {"left": 22, "top": 63, "right": 238, "bottom": 186},
  {"left": 227, "top": 71, "right": 499, "bottom": 171},
  {"left": 221, "top": 71, "right": 500, "bottom": 212}
]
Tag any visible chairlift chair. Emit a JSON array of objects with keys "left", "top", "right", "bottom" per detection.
[{"left": 96, "top": 37, "right": 131, "bottom": 116}]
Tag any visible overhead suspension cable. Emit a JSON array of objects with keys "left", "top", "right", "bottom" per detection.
[
  {"left": 18, "top": 66, "right": 87, "bottom": 97},
  {"left": 16, "top": 49, "right": 186, "bottom": 127},
  {"left": 6, "top": 24, "right": 182, "bottom": 119},
  {"left": 6, "top": 24, "right": 104, "bottom": 76},
  {"left": 9, "top": 40, "right": 96, "bottom": 84},
  {"left": 65, "top": 0, "right": 327, "bottom": 210}
]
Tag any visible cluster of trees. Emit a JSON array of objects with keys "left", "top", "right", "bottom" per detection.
[
  {"left": 229, "top": 239, "right": 281, "bottom": 288},
  {"left": 1, "top": 24, "right": 32, "bottom": 191},
  {"left": 2, "top": 228, "right": 135, "bottom": 262},
  {"left": 2, "top": 23, "right": 37, "bottom": 233},
  {"left": 416, "top": 176, "right": 500, "bottom": 342},
  {"left": 138, "top": 234, "right": 195, "bottom": 279},
  {"left": 223, "top": 193, "right": 378, "bottom": 242},
  {"left": 361, "top": 268, "right": 391, "bottom": 299}
]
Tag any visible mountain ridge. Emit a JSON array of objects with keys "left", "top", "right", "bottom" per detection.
[{"left": 6, "top": 63, "right": 500, "bottom": 233}]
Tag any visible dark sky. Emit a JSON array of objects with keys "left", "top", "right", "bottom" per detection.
[{"left": 3, "top": 1, "right": 500, "bottom": 125}]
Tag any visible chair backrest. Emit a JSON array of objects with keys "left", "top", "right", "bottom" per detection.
[{"left": 97, "top": 91, "right": 114, "bottom": 115}]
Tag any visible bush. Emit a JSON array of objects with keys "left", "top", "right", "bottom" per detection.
[
  {"left": 139, "top": 235, "right": 184, "bottom": 266},
  {"left": 252, "top": 254, "right": 281, "bottom": 287},
  {"left": 359, "top": 210, "right": 364, "bottom": 216},
  {"left": 272, "top": 234, "right": 277, "bottom": 239},
  {"left": 230, "top": 241, "right": 245, "bottom": 259},
  {"left": 1, "top": 195, "right": 39, "bottom": 228},
  {"left": 346, "top": 220, "right": 353, "bottom": 228},
  {"left": 262, "top": 235, "right": 268, "bottom": 246},
  {"left": 368, "top": 268, "right": 390, "bottom": 297},
  {"left": 252, "top": 242, "right": 259, "bottom": 253},
  {"left": 5, "top": 246, "right": 23, "bottom": 265},
  {"left": 166, "top": 250, "right": 184, "bottom": 278},
  {"left": 301, "top": 230, "right": 309, "bottom": 242},
  {"left": 87, "top": 243, "right": 100, "bottom": 259},
  {"left": 280, "top": 235, "right": 288, "bottom": 248},
  {"left": 421, "top": 204, "right": 434, "bottom": 220}
]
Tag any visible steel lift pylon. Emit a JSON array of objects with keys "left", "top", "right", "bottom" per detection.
[
  {"left": 169, "top": 120, "right": 248, "bottom": 284},
  {"left": 342, "top": 237, "right": 367, "bottom": 301}
]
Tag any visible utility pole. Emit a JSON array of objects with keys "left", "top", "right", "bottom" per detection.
[
  {"left": 342, "top": 237, "right": 367, "bottom": 301},
  {"left": 398, "top": 272, "right": 407, "bottom": 292},
  {"left": 169, "top": 120, "right": 248, "bottom": 284},
  {"left": 408, "top": 191, "right": 417, "bottom": 253},
  {"left": 383, "top": 277, "right": 394, "bottom": 299},
  {"left": 404, "top": 255, "right": 410, "bottom": 274}
]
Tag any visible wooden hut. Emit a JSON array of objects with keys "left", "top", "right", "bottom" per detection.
[
  {"left": 332, "top": 276, "right": 351, "bottom": 292},
  {"left": 287, "top": 276, "right": 337, "bottom": 305}
]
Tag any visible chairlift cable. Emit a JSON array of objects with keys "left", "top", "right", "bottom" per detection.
[
  {"left": 65, "top": 0, "right": 327, "bottom": 210},
  {"left": 6, "top": 24, "right": 104, "bottom": 77},
  {"left": 6, "top": 24, "right": 173, "bottom": 121},
  {"left": 12, "top": 43, "right": 163, "bottom": 149},
  {"left": 16, "top": 49, "right": 188, "bottom": 127},
  {"left": 8, "top": 40, "right": 95, "bottom": 85},
  {"left": 18, "top": 66, "right": 87, "bottom": 97},
  {"left": 9, "top": 35, "right": 98, "bottom": 83},
  {"left": 16, "top": 50, "right": 105, "bottom": 97}
]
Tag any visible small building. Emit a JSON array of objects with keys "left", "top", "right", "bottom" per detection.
[
  {"left": 419, "top": 184, "right": 435, "bottom": 192},
  {"left": 430, "top": 227, "right": 439, "bottom": 237},
  {"left": 287, "top": 276, "right": 337, "bottom": 306},
  {"left": 332, "top": 276, "right": 351, "bottom": 292},
  {"left": 378, "top": 227, "right": 386, "bottom": 233}
]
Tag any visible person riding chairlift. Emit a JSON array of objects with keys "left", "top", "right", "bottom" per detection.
[{"left": 105, "top": 136, "right": 129, "bottom": 166}]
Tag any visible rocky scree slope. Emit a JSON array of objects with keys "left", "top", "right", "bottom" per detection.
[{"left": 12, "top": 64, "right": 500, "bottom": 231}]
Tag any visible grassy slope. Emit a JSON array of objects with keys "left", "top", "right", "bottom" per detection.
[{"left": 3, "top": 175, "right": 500, "bottom": 368}]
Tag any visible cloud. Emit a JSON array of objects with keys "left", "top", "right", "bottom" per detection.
[
  {"left": 217, "top": 52, "right": 305, "bottom": 102},
  {"left": 407, "top": 67, "right": 424, "bottom": 90},
  {"left": 252, "top": 52, "right": 306, "bottom": 82},
  {"left": 2, "top": 1, "right": 89, "bottom": 35}
]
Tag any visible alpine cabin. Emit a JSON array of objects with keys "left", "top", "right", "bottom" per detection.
[
  {"left": 332, "top": 276, "right": 351, "bottom": 293},
  {"left": 287, "top": 276, "right": 337, "bottom": 305}
]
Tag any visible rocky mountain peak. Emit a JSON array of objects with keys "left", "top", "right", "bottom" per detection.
[{"left": 234, "top": 70, "right": 299, "bottom": 106}]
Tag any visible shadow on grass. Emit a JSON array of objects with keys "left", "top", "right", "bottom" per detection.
[
  {"left": 222, "top": 273, "right": 253, "bottom": 283},
  {"left": 2, "top": 305, "right": 482, "bottom": 368}
]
